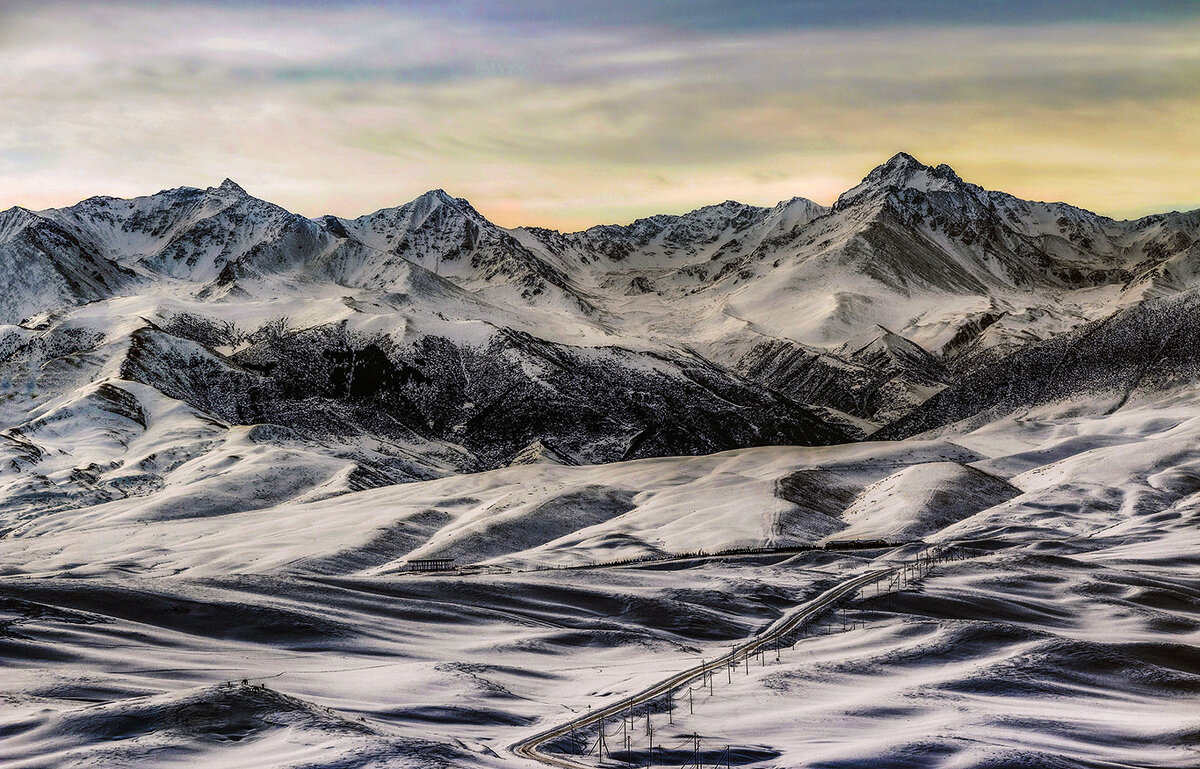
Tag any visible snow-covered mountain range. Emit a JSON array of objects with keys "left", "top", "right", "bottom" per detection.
[
  {"left": 5, "top": 153, "right": 1200, "bottom": 769},
  {"left": 2, "top": 152, "right": 1199, "bottom": 531}
]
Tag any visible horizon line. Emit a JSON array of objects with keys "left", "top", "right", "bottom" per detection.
[{"left": 7, "top": 152, "right": 1200, "bottom": 232}]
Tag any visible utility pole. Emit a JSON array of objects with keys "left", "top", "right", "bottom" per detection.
[
  {"left": 668, "top": 693, "right": 673, "bottom": 724},
  {"left": 647, "top": 723, "right": 653, "bottom": 768},
  {"left": 694, "top": 733, "right": 702, "bottom": 769},
  {"left": 689, "top": 686, "right": 694, "bottom": 714},
  {"left": 597, "top": 718, "right": 609, "bottom": 764}
]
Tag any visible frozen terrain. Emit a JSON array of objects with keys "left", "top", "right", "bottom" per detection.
[
  {"left": 2, "top": 155, "right": 1200, "bottom": 767},
  {"left": 3, "top": 404, "right": 1200, "bottom": 768}
]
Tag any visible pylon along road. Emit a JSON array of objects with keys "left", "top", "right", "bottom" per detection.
[{"left": 510, "top": 559, "right": 912, "bottom": 768}]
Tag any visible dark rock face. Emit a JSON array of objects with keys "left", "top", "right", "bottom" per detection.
[
  {"left": 737, "top": 339, "right": 883, "bottom": 418},
  {"left": 879, "top": 288, "right": 1200, "bottom": 439},
  {"left": 118, "top": 320, "right": 849, "bottom": 473},
  {"left": 413, "top": 331, "right": 849, "bottom": 466},
  {"left": 736, "top": 330, "right": 949, "bottom": 424},
  {"left": 325, "top": 344, "right": 429, "bottom": 399}
]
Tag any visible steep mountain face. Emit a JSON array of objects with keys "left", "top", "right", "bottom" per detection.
[
  {"left": 123, "top": 318, "right": 847, "bottom": 469},
  {"left": 842, "top": 325, "right": 946, "bottom": 381},
  {"left": 0, "top": 207, "right": 137, "bottom": 323},
  {"left": 840, "top": 326, "right": 948, "bottom": 422},
  {"left": 2, "top": 152, "right": 1199, "bottom": 530},
  {"left": 689, "top": 153, "right": 1200, "bottom": 359},
  {"left": 506, "top": 439, "right": 576, "bottom": 467},
  {"left": 329, "top": 190, "right": 585, "bottom": 306},
  {"left": 831, "top": 152, "right": 1200, "bottom": 302},
  {"left": 734, "top": 340, "right": 887, "bottom": 427},
  {"left": 522, "top": 196, "right": 828, "bottom": 285},
  {"left": 731, "top": 325, "right": 949, "bottom": 430},
  {"left": 43, "top": 180, "right": 335, "bottom": 285},
  {"left": 878, "top": 287, "right": 1200, "bottom": 439}
]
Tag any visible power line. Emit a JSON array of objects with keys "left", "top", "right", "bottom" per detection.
[{"left": 519, "top": 547, "right": 988, "bottom": 765}]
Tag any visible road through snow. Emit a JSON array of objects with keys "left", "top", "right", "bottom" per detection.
[{"left": 511, "top": 559, "right": 914, "bottom": 767}]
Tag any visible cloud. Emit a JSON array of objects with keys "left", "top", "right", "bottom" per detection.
[
  {"left": 0, "top": 1, "right": 1197, "bottom": 227},
  {"left": 242, "top": 0, "right": 1200, "bottom": 33}
]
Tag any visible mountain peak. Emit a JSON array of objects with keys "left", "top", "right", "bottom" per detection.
[
  {"left": 418, "top": 188, "right": 455, "bottom": 202},
  {"left": 405, "top": 188, "right": 467, "bottom": 213},
  {"left": 411, "top": 188, "right": 471, "bottom": 209},
  {"left": 407, "top": 188, "right": 490, "bottom": 222},
  {"left": 0, "top": 205, "right": 42, "bottom": 235},
  {"left": 209, "top": 178, "right": 248, "bottom": 197},
  {"left": 836, "top": 152, "right": 968, "bottom": 208},
  {"left": 1, "top": 204, "right": 38, "bottom": 219},
  {"left": 341, "top": 188, "right": 487, "bottom": 233},
  {"left": 773, "top": 195, "right": 828, "bottom": 215},
  {"left": 882, "top": 151, "right": 924, "bottom": 171}
]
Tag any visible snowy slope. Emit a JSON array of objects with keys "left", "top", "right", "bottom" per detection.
[
  {"left": 0, "top": 207, "right": 138, "bottom": 323},
  {"left": 3, "top": 395, "right": 1200, "bottom": 767},
  {"left": 829, "top": 461, "right": 1020, "bottom": 542}
]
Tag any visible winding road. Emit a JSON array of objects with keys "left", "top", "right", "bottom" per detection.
[{"left": 510, "top": 563, "right": 902, "bottom": 767}]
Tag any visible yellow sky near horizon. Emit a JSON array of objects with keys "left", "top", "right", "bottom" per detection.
[{"left": 1, "top": 2, "right": 1197, "bottom": 229}]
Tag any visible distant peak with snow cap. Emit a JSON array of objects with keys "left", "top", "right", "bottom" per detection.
[
  {"left": 835, "top": 152, "right": 973, "bottom": 208},
  {"left": 334, "top": 187, "right": 491, "bottom": 237},
  {"left": 414, "top": 188, "right": 458, "bottom": 206},
  {"left": 209, "top": 178, "right": 249, "bottom": 198},
  {"left": 394, "top": 188, "right": 489, "bottom": 223}
]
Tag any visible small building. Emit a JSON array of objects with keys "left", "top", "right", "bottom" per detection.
[{"left": 407, "top": 558, "right": 456, "bottom": 573}]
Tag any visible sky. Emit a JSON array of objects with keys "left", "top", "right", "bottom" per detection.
[{"left": 1, "top": 1, "right": 1198, "bottom": 229}]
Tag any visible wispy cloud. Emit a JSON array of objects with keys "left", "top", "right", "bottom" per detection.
[{"left": 1, "top": 1, "right": 1197, "bottom": 227}]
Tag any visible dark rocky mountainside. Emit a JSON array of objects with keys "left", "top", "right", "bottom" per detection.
[
  {"left": 126, "top": 319, "right": 847, "bottom": 472},
  {"left": 879, "top": 287, "right": 1200, "bottom": 439}
]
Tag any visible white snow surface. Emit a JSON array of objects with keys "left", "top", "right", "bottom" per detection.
[{"left": 3, "top": 399, "right": 1200, "bottom": 767}]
